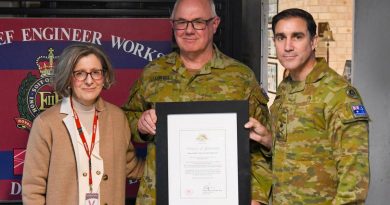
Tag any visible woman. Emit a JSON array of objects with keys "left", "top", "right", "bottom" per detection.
[{"left": 22, "top": 44, "right": 144, "bottom": 205}]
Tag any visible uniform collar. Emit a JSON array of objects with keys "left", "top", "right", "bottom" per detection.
[
  {"left": 305, "top": 57, "right": 328, "bottom": 84},
  {"left": 283, "top": 57, "right": 328, "bottom": 94}
]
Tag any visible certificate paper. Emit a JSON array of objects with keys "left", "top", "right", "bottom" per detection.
[
  {"left": 169, "top": 114, "right": 237, "bottom": 204},
  {"left": 156, "top": 101, "right": 250, "bottom": 205}
]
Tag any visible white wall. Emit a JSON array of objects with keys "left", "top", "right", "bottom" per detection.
[{"left": 354, "top": 0, "right": 390, "bottom": 204}]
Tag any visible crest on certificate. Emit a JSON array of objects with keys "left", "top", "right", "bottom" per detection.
[{"left": 196, "top": 134, "right": 208, "bottom": 142}]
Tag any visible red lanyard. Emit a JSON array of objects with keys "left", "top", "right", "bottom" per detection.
[{"left": 70, "top": 97, "right": 98, "bottom": 192}]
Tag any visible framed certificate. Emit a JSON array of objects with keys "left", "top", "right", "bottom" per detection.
[
  {"left": 268, "top": 27, "right": 277, "bottom": 59},
  {"left": 267, "top": 62, "right": 278, "bottom": 93},
  {"left": 155, "top": 101, "right": 250, "bottom": 205}
]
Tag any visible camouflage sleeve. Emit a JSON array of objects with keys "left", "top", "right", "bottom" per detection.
[
  {"left": 122, "top": 77, "right": 153, "bottom": 143},
  {"left": 122, "top": 111, "right": 145, "bottom": 179},
  {"left": 249, "top": 81, "right": 272, "bottom": 156},
  {"left": 248, "top": 78, "right": 272, "bottom": 204},
  {"left": 331, "top": 90, "right": 370, "bottom": 204}
]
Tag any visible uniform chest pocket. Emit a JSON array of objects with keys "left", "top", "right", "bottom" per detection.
[
  {"left": 284, "top": 102, "right": 333, "bottom": 159},
  {"left": 144, "top": 80, "right": 180, "bottom": 101},
  {"left": 289, "top": 102, "right": 327, "bottom": 131}
]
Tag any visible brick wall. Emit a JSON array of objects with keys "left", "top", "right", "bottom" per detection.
[
  {"left": 266, "top": 0, "right": 353, "bottom": 106},
  {"left": 277, "top": 0, "right": 353, "bottom": 75}
]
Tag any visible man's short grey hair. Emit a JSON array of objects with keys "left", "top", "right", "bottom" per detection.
[
  {"left": 170, "top": 0, "right": 217, "bottom": 19},
  {"left": 52, "top": 43, "right": 115, "bottom": 97}
]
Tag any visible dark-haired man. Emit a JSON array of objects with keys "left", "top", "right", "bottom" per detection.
[{"left": 246, "top": 8, "right": 370, "bottom": 205}]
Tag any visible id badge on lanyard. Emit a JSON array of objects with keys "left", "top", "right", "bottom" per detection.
[
  {"left": 70, "top": 97, "right": 100, "bottom": 205},
  {"left": 85, "top": 192, "right": 99, "bottom": 205}
]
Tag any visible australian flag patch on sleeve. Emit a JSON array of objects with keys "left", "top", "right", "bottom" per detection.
[{"left": 351, "top": 104, "right": 368, "bottom": 118}]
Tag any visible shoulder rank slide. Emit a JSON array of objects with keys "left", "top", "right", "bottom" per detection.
[{"left": 346, "top": 86, "right": 360, "bottom": 99}]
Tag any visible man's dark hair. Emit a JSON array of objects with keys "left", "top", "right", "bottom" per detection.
[{"left": 272, "top": 8, "right": 317, "bottom": 38}]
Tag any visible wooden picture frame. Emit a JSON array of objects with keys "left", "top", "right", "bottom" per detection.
[{"left": 318, "top": 22, "right": 330, "bottom": 37}]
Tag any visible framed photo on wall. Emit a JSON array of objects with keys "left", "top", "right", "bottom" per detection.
[
  {"left": 267, "top": 62, "right": 278, "bottom": 93},
  {"left": 343, "top": 60, "right": 352, "bottom": 83},
  {"left": 318, "top": 22, "right": 330, "bottom": 37},
  {"left": 268, "top": 0, "right": 278, "bottom": 23},
  {"left": 268, "top": 27, "right": 277, "bottom": 59}
]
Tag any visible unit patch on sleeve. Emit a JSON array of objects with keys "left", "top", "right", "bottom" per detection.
[{"left": 350, "top": 103, "right": 368, "bottom": 118}]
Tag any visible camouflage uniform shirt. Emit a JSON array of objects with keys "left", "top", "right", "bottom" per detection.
[
  {"left": 270, "top": 58, "right": 370, "bottom": 205},
  {"left": 123, "top": 46, "right": 272, "bottom": 204}
]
